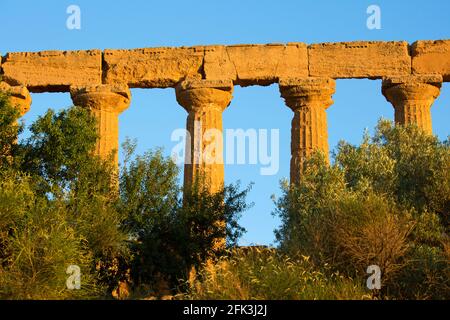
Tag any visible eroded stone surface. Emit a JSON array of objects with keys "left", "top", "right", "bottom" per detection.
[
  {"left": 411, "top": 40, "right": 450, "bottom": 81},
  {"left": 203, "top": 46, "right": 237, "bottom": 81},
  {"left": 277, "top": 43, "right": 310, "bottom": 80},
  {"left": 226, "top": 43, "right": 308, "bottom": 86},
  {"left": 103, "top": 47, "right": 204, "bottom": 88},
  {"left": 309, "top": 41, "right": 411, "bottom": 78},
  {"left": 2, "top": 50, "right": 102, "bottom": 92}
]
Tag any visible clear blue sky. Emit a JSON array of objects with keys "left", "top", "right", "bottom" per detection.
[{"left": 1, "top": 0, "right": 449, "bottom": 246}]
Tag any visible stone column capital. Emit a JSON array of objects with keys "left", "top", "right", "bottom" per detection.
[
  {"left": 70, "top": 84, "right": 131, "bottom": 114},
  {"left": 0, "top": 82, "right": 32, "bottom": 116},
  {"left": 381, "top": 75, "right": 442, "bottom": 134},
  {"left": 279, "top": 77, "right": 336, "bottom": 111},
  {"left": 382, "top": 75, "right": 442, "bottom": 104},
  {"left": 175, "top": 79, "right": 233, "bottom": 113},
  {"left": 69, "top": 84, "right": 131, "bottom": 168}
]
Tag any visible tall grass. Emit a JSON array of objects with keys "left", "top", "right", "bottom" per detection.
[{"left": 183, "top": 247, "right": 370, "bottom": 300}]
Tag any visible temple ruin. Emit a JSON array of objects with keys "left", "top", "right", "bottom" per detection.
[{"left": 1, "top": 40, "right": 449, "bottom": 191}]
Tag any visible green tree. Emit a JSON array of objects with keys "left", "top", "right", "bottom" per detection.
[
  {"left": 0, "top": 95, "right": 128, "bottom": 299},
  {"left": 0, "top": 91, "right": 22, "bottom": 168},
  {"left": 0, "top": 92, "right": 252, "bottom": 299},
  {"left": 119, "top": 140, "right": 252, "bottom": 295},
  {"left": 274, "top": 120, "right": 450, "bottom": 299},
  {"left": 336, "top": 120, "right": 450, "bottom": 228}
]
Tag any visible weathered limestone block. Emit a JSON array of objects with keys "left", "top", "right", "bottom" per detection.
[
  {"left": 279, "top": 77, "right": 336, "bottom": 185},
  {"left": 70, "top": 84, "right": 131, "bottom": 166},
  {"left": 103, "top": 47, "right": 204, "bottom": 88},
  {"left": 0, "top": 82, "right": 32, "bottom": 116},
  {"left": 175, "top": 79, "right": 233, "bottom": 195},
  {"left": 309, "top": 41, "right": 411, "bottom": 78},
  {"left": 2, "top": 50, "right": 102, "bottom": 92},
  {"left": 203, "top": 46, "right": 237, "bottom": 81},
  {"left": 382, "top": 75, "right": 442, "bottom": 134},
  {"left": 225, "top": 43, "right": 308, "bottom": 86},
  {"left": 277, "top": 43, "right": 310, "bottom": 80},
  {"left": 411, "top": 40, "right": 450, "bottom": 81}
]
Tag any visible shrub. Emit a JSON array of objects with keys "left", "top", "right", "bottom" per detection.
[
  {"left": 118, "top": 140, "right": 252, "bottom": 295},
  {"left": 0, "top": 172, "right": 102, "bottom": 299},
  {"left": 274, "top": 120, "right": 450, "bottom": 299},
  {"left": 0, "top": 96, "right": 128, "bottom": 299}
]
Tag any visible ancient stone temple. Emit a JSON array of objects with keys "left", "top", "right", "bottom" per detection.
[{"left": 1, "top": 40, "right": 449, "bottom": 191}]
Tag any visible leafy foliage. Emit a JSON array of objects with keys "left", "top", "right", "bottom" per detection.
[
  {"left": 0, "top": 97, "right": 126, "bottom": 299},
  {"left": 118, "top": 141, "right": 252, "bottom": 294},
  {"left": 0, "top": 91, "right": 252, "bottom": 299},
  {"left": 0, "top": 91, "right": 21, "bottom": 168},
  {"left": 274, "top": 120, "right": 450, "bottom": 299}
]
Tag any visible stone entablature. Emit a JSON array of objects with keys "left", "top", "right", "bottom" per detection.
[{"left": 1, "top": 40, "right": 449, "bottom": 92}]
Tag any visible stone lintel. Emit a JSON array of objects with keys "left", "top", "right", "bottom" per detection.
[
  {"left": 308, "top": 41, "right": 411, "bottom": 79},
  {"left": 2, "top": 50, "right": 102, "bottom": 93},
  {"left": 411, "top": 40, "right": 450, "bottom": 82}
]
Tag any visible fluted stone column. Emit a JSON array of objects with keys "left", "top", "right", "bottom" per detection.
[
  {"left": 382, "top": 75, "right": 442, "bottom": 134},
  {"left": 176, "top": 79, "right": 233, "bottom": 253},
  {"left": 176, "top": 79, "right": 233, "bottom": 195},
  {"left": 0, "top": 82, "right": 32, "bottom": 117},
  {"left": 279, "top": 78, "right": 336, "bottom": 185},
  {"left": 70, "top": 84, "right": 131, "bottom": 167}
]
